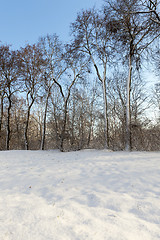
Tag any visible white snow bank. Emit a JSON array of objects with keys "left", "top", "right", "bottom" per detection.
[{"left": 0, "top": 150, "right": 160, "bottom": 240}]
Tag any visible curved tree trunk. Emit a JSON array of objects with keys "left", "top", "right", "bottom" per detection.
[
  {"left": 24, "top": 108, "right": 30, "bottom": 150},
  {"left": 24, "top": 100, "right": 34, "bottom": 150},
  {"left": 91, "top": 56, "right": 109, "bottom": 149}
]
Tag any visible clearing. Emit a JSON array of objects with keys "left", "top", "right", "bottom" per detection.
[{"left": 0, "top": 150, "right": 160, "bottom": 240}]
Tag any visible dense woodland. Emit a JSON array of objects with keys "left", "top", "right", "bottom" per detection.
[{"left": 0, "top": 0, "right": 160, "bottom": 151}]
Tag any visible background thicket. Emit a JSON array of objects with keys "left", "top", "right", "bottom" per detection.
[{"left": 0, "top": 0, "right": 160, "bottom": 151}]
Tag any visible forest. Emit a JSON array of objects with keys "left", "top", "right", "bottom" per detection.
[{"left": 0, "top": 0, "right": 160, "bottom": 151}]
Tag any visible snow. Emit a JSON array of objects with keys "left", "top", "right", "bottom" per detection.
[{"left": 0, "top": 149, "right": 160, "bottom": 240}]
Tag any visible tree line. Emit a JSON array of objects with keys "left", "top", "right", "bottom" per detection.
[{"left": 0, "top": 0, "right": 160, "bottom": 151}]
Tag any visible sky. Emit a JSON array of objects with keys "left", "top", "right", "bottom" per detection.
[
  {"left": 0, "top": 0, "right": 103, "bottom": 49},
  {"left": 0, "top": 0, "right": 159, "bottom": 89}
]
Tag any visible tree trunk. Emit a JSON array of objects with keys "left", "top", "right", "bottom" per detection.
[
  {"left": 0, "top": 95, "right": 4, "bottom": 150},
  {"left": 40, "top": 93, "right": 50, "bottom": 150},
  {"left": 24, "top": 109, "right": 30, "bottom": 150},
  {"left": 0, "top": 95, "right": 4, "bottom": 135},
  {"left": 79, "top": 106, "right": 84, "bottom": 150},
  {"left": 70, "top": 99, "right": 76, "bottom": 147},
  {"left": 91, "top": 56, "right": 109, "bottom": 149},
  {"left": 87, "top": 120, "right": 93, "bottom": 147},
  {"left": 51, "top": 96, "right": 60, "bottom": 149},
  {"left": 125, "top": 53, "right": 132, "bottom": 151},
  {"left": 6, "top": 96, "right": 12, "bottom": 150},
  {"left": 87, "top": 98, "right": 94, "bottom": 148},
  {"left": 102, "top": 77, "right": 109, "bottom": 149},
  {"left": 59, "top": 101, "right": 68, "bottom": 152},
  {"left": 24, "top": 101, "right": 34, "bottom": 150},
  {"left": 15, "top": 112, "right": 20, "bottom": 149},
  {"left": 54, "top": 110, "right": 59, "bottom": 148}
]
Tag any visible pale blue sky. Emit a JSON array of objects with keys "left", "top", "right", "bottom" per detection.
[{"left": 0, "top": 0, "right": 103, "bottom": 49}]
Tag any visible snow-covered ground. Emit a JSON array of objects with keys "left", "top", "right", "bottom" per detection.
[{"left": 0, "top": 150, "right": 160, "bottom": 240}]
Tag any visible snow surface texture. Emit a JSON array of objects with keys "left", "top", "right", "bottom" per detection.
[{"left": 0, "top": 150, "right": 160, "bottom": 240}]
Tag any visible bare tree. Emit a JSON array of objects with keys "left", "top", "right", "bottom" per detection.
[
  {"left": 9, "top": 96, "right": 26, "bottom": 149},
  {"left": 38, "top": 34, "right": 66, "bottom": 150},
  {"left": 71, "top": 8, "right": 115, "bottom": 148},
  {"left": 105, "top": 0, "right": 157, "bottom": 150},
  {"left": 0, "top": 45, "right": 20, "bottom": 150},
  {"left": 136, "top": 0, "right": 160, "bottom": 25},
  {"left": 19, "top": 44, "right": 44, "bottom": 150},
  {"left": 108, "top": 69, "right": 149, "bottom": 150},
  {"left": 51, "top": 46, "right": 89, "bottom": 151},
  {"left": 0, "top": 68, "right": 5, "bottom": 143}
]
